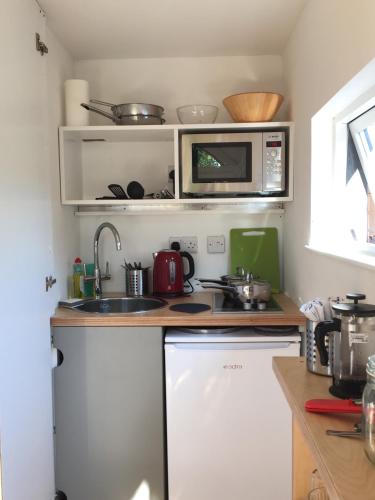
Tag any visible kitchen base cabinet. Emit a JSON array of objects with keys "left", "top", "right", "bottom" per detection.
[
  {"left": 273, "top": 357, "right": 375, "bottom": 500},
  {"left": 52, "top": 326, "right": 165, "bottom": 500},
  {"left": 292, "top": 417, "right": 317, "bottom": 500}
]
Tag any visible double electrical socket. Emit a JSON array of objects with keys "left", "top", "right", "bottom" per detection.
[
  {"left": 207, "top": 235, "right": 225, "bottom": 253},
  {"left": 168, "top": 235, "right": 226, "bottom": 253},
  {"left": 169, "top": 236, "right": 198, "bottom": 253}
]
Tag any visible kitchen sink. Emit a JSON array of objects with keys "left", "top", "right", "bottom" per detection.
[{"left": 61, "top": 297, "right": 168, "bottom": 314}]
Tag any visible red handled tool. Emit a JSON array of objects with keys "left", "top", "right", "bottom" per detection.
[{"left": 305, "top": 398, "right": 362, "bottom": 414}]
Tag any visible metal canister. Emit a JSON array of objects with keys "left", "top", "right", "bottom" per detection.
[
  {"left": 306, "top": 320, "right": 333, "bottom": 376},
  {"left": 126, "top": 269, "right": 149, "bottom": 296}
]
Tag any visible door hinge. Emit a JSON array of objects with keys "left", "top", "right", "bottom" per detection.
[
  {"left": 45, "top": 275, "right": 57, "bottom": 291},
  {"left": 35, "top": 32, "right": 48, "bottom": 55}
]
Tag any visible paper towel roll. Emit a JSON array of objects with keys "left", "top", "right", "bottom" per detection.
[{"left": 64, "top": 79, "right": 89, "bottom": 126}]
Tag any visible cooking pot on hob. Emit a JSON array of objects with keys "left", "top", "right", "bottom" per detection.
[{"left": 199, "top": 276, "right": 272, "bottom": 303}]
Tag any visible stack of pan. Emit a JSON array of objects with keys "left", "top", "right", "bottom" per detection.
[
  {"left": 199, "top": 270, "right": 272, "bottom": 304},
  {"left": 81, "top": 99, "right": 165, "bottom": 125}
]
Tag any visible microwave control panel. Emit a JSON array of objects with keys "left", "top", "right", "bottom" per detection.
[{"left": 262, "top": 131, "right": 285, "bottom": 192}]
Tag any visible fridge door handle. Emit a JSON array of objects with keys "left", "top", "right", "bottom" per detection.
[
  {"left": 51, "top": 346, "right": 64, "bottom": 368},
  {"left": 167, "top": 342, "right": 298, "bottom": 351}
]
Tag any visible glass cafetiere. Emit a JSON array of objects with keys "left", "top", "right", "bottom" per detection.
[{"left": 315, "top": 293, "right": 375, "bottom": 399}]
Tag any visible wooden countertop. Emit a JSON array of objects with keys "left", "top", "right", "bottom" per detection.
[
  {"left": 51, "top": 291, "right": 305, "bottom": 327},
  {"left": 273, "top": 357, "right": 375, "bottom": 500}
]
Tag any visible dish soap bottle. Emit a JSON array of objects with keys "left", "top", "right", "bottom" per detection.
[{"left": 73, "top": 257, "right": 84, "bottom": 298}]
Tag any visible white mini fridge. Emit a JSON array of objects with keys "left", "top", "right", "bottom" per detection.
[{"left": 165, "top": 328, "right": 301, "bottom": 500}]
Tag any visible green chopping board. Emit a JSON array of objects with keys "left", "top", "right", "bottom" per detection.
[{"left": 230, "top": 227, "right": 280, "bottom": 292}]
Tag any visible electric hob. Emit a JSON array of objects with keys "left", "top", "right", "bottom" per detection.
[{"left": 213, "top": 292, "right": 282, "bottom": 313}]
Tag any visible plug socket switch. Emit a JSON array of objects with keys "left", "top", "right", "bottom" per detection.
[
  {"left": 207, "top": 235, "right": 225, "bottom": 253},
  {"left": 169, "top": 236, "right": 198, "bottom": 253}
]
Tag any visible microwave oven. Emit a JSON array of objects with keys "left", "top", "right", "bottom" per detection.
[{"left": 180, "top": 130, "right": 286, "bottom": 197}]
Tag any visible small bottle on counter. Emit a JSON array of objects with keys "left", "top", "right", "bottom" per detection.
[
  {"left": 363, "top": 354, "right": 375, "bottom": 464},
  {"left": 83, "top": 262, "right": 95, "bottom": 298},
  {"left": 73, "top": 257, "right": 84, "bottom": 298}
]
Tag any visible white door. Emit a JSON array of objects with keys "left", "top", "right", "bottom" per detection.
[
  {"left": 165, "top": 340, "right": 299, "bottom": 500},
  {"left": 0, "top": 1, "right": 56, "bottom": 499}
]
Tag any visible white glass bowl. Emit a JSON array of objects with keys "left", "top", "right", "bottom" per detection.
[{"left": 176, "top": 105, "right": 218, "bottom": 124}]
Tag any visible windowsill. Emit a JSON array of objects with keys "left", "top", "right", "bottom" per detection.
[{"left": 305, "top": 243, "right": 375, "bottom": 271}]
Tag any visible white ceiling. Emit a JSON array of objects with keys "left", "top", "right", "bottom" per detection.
[{"left": 40, "top": 0, "right": 308, "bottom": 60}]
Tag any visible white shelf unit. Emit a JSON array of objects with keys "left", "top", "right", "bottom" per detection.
[{"left": 59, "top": 122, "right": 294, "bottom": 210}]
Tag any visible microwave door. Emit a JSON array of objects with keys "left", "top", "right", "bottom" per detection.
[
  {"left": 181, "top": 133, "right": 263, "bottom": 195},
  {"left": 193, "top": 144, "right": 248, "bottom": 183}
]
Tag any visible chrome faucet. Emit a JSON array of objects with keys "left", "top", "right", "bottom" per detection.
[{"left": 88, "top": 222, "right": 122, "bottom": 299}]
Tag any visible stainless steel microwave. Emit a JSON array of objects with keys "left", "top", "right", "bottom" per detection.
[{"left": 180, "top": 130, "right": 286, "bottom": 196}]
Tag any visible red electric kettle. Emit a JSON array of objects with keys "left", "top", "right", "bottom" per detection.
[{"left": 153, "top": 249, "right": 195, "bottom": 296}]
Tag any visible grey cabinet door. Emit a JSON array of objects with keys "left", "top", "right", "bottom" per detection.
[{"left": 53, "top": 326, "right": 165, "bottom": 500}]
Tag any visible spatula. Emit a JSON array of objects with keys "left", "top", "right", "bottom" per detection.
[{"left": 108, "top": 184, "right": 128, "bottom": 199}]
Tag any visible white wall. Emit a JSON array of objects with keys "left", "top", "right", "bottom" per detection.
[
  {"left": 73, "top": 55, "right": 286, "bottom": 284},
  {"left": 283, "top": 0, "right": 375, "bottom": 304},
  {"left": 75, "top": 55, "right": 286, "bottom": 124},
  {"left": 78, "top": 212, "right": 284, "bottom": 293}
]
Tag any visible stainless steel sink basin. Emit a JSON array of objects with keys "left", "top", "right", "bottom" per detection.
[{"left": 61, "top": 297, "right": 168, "bottom": 314}]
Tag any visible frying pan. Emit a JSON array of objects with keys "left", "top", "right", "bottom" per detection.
[
  {"left": 81, "top": 99, "right": 165, "bottom": 125},
  {"left": 90, "top": 99, "right": 164, "bottom": 118}
]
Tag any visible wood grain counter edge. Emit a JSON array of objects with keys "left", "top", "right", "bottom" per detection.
[{"left": 273, "top": 358, "right": 340, "bottom": 500}]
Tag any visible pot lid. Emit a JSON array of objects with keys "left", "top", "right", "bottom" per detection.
[
  {"left": 221, "top": 273, "right": 254, "bottom": 284},
  {"left": 230, "top": 279, "right": 252, "bottom": 286},
  {"left": 221, "top": 273, "right": 246, "bottom": 281},
  {"left": 332, "top": 293, "right": 375, "bottom": 316}
]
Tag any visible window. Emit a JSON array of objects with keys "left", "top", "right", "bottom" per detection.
[
  {"left": 308, "top": 57, "right": 375, "bottom": 267},
  {"left": 348, "top": 107, "right": 375, "bottom": 243}
]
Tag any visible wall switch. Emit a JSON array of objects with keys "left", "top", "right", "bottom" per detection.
[
  {"left": 169, "top": 236, "right": 198, "bottom": 253},
  {"left": 207, "top": 235, "right": 225, "bottom": 253}
]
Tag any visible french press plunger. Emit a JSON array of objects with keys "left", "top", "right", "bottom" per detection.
[{"left": 315, "top": 293, "right": 375, "bottom": 399}]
